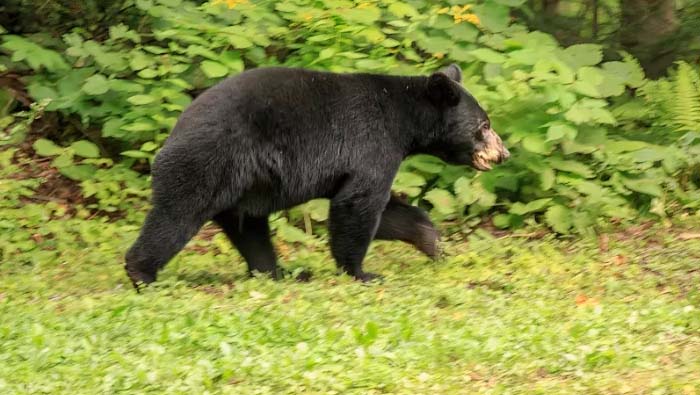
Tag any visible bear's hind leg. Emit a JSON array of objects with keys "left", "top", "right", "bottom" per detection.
[
  {"left": 375, "top": 194, "right": 440, "bottom": 258},
  {"left": 125, "top": 206, "right": 210, "bottom": 290},
  {"left": 214, "top": 210, "right": 281, "bottom": 278}
]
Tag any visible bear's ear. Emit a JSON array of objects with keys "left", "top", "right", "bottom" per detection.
[
  {"left": 427, "top": 72, "right": 461, "bottom": 107},
  {"left": 440, "top": 63, "right": 462, "bottom": 83}
]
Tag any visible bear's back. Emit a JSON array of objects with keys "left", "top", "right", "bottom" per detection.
[{"left": 163, "top": 68, "right": 418, "bottom": 161}]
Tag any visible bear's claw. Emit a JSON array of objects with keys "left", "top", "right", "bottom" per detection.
[{"left": 125, "top": 266, "right": 156, "bottom": 293}]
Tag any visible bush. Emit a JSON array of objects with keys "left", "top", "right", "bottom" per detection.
[{"left": 0, "top": 0, "right": 698, "bottom": 236}]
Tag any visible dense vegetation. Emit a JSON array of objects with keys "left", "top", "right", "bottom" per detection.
[
  {"left": 1, "top": 1, "right": 699, "bottom": 393},
  {"left": 1, "top": 0, "right": 699, "bottom": 237}
]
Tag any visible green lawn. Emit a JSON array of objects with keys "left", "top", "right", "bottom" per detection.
[
  {"left": 2, "top": 155, "right": 700, "bottom": 394},
  {"left": 2, "top": 207, "right": 699, "bottom": 394}
]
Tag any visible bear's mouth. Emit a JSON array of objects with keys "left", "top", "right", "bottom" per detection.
[
  {"left": 471, "top": 128, "right": 510, "bottom": 171},
  {"left": 472, "top": 152, "right": 496, "bottom": 171}
]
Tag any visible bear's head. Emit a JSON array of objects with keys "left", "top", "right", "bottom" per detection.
[{"left": 424, "top": 64, "right": 510, "bottom": 171}]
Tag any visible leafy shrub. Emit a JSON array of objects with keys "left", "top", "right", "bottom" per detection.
[{"left": 0, "top": 0, "right": 698, "bottom": 236}]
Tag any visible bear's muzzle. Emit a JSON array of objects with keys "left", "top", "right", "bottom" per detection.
[{"left": 471, "top": 127, "right": 509, "bottom": 171}]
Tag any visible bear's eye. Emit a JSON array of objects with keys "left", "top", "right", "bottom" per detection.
[{"left": 476, "top": 121, "right": 489, "bottom": 140}]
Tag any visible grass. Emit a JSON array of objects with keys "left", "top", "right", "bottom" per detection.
[{"left": 2, "top": 155, "right": 700, "bottom": 394}]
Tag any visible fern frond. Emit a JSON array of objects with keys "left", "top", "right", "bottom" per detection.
[
  {"left": 673, "top": 62, "right": 700, "bottom": 132},
  {"left": 639, "top": 61, "right": 700, "bottom": 133}
]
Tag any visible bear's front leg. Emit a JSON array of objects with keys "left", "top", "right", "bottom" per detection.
[{"left": 328, "top": 189, "right": 389, "bottom": 282}]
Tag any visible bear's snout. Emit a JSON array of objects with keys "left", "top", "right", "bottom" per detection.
[{"left": 471, "top": 127, "right": 509, "bottom": 171}]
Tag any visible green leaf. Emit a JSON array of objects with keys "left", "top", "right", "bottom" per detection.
[
  {"left": 509, "top": 198, "right": 552, "bottom": 215},
  {"left": 59, "top": 164, "right": 96, "bottom": 181},
  {"left": 418, "top": 36, "right": 453, "bottom": 54},
  {"left": 49, "top": 152, "right": 72, "bottom": 170},
  {"left": 220, "top": 51, "right": 244, "bottom": 72},
  {"left": 448, "top": 23, "right": 479, "bottom": 43},
  {"left": 521, "top": 135, "right": 550, "bottom": 154},
  {"left": 532, "top": 59, "right": 575, "bottom": 84},
  {"left": 548, "top": 159, "right": 594, "bottom": 178},
  {"left": 109, "top": 24, "right": 141, "bottom": 43},
  {"left": 32, "top": 139, "right": 63, "bottom": 157},
  {"left": 405, "top": 155, "right": 445, "bottom": 174},
  {"left": 276, "top": 221, "right": 312, "bottom": 243},
  {"left": 620, "top": 52, "right": 646, "bottom": 88},
  {"left": 121, "top": 150, "right": 152, "bottom": 159},
  {"left": 70, "top": 140, "right": 100, "bottom": 158},
  {"left": 565, "top": 101, "right": 616, "bottom": 124},
  {"left": 393, "top": 172, "right": 426, "bottom": 197},
  {"left": 83, "top": 41, "right": 128, "bottom": 72},
  {"left": 492, "top": 213, "right": 511, "bottom": 229},
  {"left": 507, "top": 48, "right": 541, "bottom": 66},
  {"left": 82, "top": 75, "right": 110, "bottom": 95},
  {"left": 602, "top": 60, "right": 644, "bottom": 89},
  {"left": 622, "top": 178, "right": 663, "bottom": 197},
  {"left": 303, "top": 199, "right": 329, "bottom": 222},
  {"left": 545, "top": 205, "right": 572, "bottom": 233},
  {"left": 632, "top": 148, "right": 666, "bottom": 162},
  {"left": 200, "top": 61, "right": 229, "bottom": 78},
  {"left": 572, "top": 81, "right": 600, "bottom": 98},
  {"left": 108, "top": 79, "right": 144, "bottom": 93},
  {"left": 138, "top": 69, "right": 159, "bottom": 79},
  {"left": 140, "top": 142, "right": 159, "bottom": 152},
  {"left": 318, "top": 47, "right": 337, "bottom": 61},
  {"left": 127, "top": 95, "right": 157, "bottom": 105},
  {"left": 546, "top": 123, "right": 577, "bottom": 142},
  {"left": 540, "top": 168, "right": 555, "bottom": 190},
  {"left": 473, "top": 3, "right": 510, "bottom": 32},
  {"left": 562, "top": 44, "right": 603, "bottom": 69},
  {"left": 129, "top": 53, "right": 154, "bottom": 70},
  {"left": 578, "top": 66, "right": 604, "bottom": 83},
  {"left": 381, "top": 39, "right": 401, "bottom": 48},
  {"left": 307, "top": 34, "right": 334, "bottom": 43},
  {"left": 388, "top": 2, "right": 418, "bottom": 18},
  {"left": 227, "top": 34, "right": 254, "bottom": 49},
  {"left": 424, "top": 189, "right": 456, "bottom": 216},
  {"left": 185, "top": 45, "right": 218, "bottom": 60},
  {"left": 342, "top": 6, "right": 381, "bottom": 24},
  {"left": 454, "top": 177, "right": 478, "bottom": 205},
  {"left": 605, "top": 140, "right": 649, "bottom": 153},
  {"left": 470, "top": 48, "right": 507, "bottom": 64}
]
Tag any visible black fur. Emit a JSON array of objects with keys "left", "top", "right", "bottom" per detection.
[
  {"left": 375, "top": 194, "right": 440, "bottom": 259},
  {"left": 125, "top": 64, "right": 504, "bottom": 288}
]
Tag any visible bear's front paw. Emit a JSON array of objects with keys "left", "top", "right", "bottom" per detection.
[
  {"left": 353, "top": 271, "right": 384, "bottom": 283},
  {"left": 416, "top": 224, "right": 441, "bottom": 259},
  {"left": 125, "top": 266, "right": 157, "bottom": 293}
]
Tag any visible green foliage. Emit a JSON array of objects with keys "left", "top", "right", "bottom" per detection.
[
  {"left": 31, "top": 138, "right": 102, "bottom": 181},
  {"left": 0, "top": 35, "right": 69, "bottom": 72},
  {"left": 80, "top": 165, "right": 151, "bottom": 214},
  {"left": 638, "top": 61, "right": 700, "bottom": 133},
  {"left": 0, "top": 99, "right": 49, "bottom": 146},
  {"left": 0, "top": 0, "right": 698, "bottom": 236}
]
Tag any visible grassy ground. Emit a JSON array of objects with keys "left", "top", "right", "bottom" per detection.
[{"left": 2, "top": 155, "right": 700, "bottom": 394}]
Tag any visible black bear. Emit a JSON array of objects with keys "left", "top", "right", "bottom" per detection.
[{"left": 125, "top": 64, "right": 509, "bottom": 289}]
